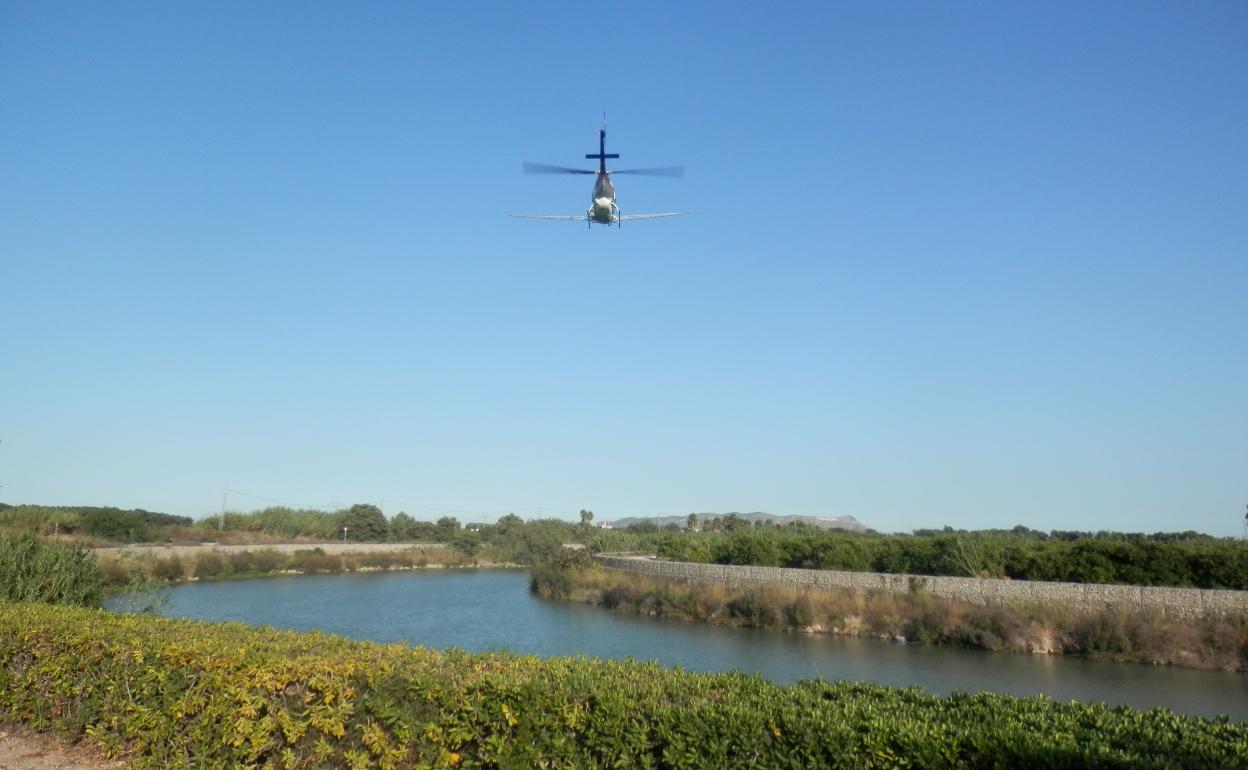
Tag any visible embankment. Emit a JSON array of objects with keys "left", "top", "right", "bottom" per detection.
[
  {"left": 95, "top": 543, "right": 512, "bottom": 590},
  {"left": 597, "top": 555, "right": 1248, "bottom": 618},
  {"left": 552, "top": 559, "right": 1248, "bottom": 670},
  {"left": 91, "top": 541, "right": 445, "bottom": 559}
]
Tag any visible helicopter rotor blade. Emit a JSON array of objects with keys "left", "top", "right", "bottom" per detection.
[
  {"left": 610, "top": 165, "right": 685, "bottom": 178},
  {"left": 523, "top": 162, "right": 596, "bottom": 175}
]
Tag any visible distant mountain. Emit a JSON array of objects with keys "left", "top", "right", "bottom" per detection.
[{"left": 606, "top": 512, "right": 867, "bottom": 532}]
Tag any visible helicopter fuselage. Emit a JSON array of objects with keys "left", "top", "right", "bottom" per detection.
[
  {"left": 589, "top": 172, "right": 616, "bottom": 224},
  {"left": 513, "top": 124, "right": 690, "bottom": 227}
]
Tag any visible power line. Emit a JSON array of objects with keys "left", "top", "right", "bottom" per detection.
[{"left": 382, "top": 499, "right": 539, "bottom": 516}]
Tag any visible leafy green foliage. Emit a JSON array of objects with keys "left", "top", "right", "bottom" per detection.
[
  {"left": 1, "top": 602, "right": 1244, "bottom": 769},
  {"left": 199, "top": 508, "right": 577, "bottom": 560},
  {"left": 387, "top": 511, "right": 419, "bottom": 541},
  {"left": 340, "top": 504, "right": 389, "bottom": 542},
  {"left": 0, "top": 536, "right": 101, "bottom": 607},
  {"left": 657, "top": 529, "right": 1248, "bottom": 589},
  {"left": 0, "top": 504, "right": 192, "bottom": 542},
  {"left": 213, "top": 506, "right": 342, "bottom": 540},
  {"left": 529, "top": 550, "right": 593, "bottom": 599}
]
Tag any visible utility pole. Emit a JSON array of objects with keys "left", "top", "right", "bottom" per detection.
[{"left": 219, "top": 482, "right": 230, "bottom": 531}]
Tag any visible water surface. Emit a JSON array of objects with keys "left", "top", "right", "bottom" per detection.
[{"left": 109, "top": 569, "right": 1248, "bottom": 721}]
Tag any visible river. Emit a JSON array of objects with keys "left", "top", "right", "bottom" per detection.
[{"left": 107, "top": 569, "right": 1248, "bottom": 721}]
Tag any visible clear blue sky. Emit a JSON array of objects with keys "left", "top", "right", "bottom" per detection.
[{"left": 2, "top": 2, "right": 1245, "bottom": 534}]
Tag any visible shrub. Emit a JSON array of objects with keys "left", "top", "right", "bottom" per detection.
[
  {"left": 290, "top": 548, "right": 341, "bottom": 574},
  {"left": 149, "top": 555, "right": 185, "bottom": 581},
  {"left": 600, "top": 584, "right": 632, "bottom": 610},
  {"left": 727, "top": 591, "right": 779, "bottom": 627},
  {"left": 226, "top": 551, "right": 257, "bottom": 574},
  {"left": 783, "top": 594, "right": 816, "bottom": 626},
  {"left": 0, "top": 536, "right": 101, "bottom": 606},
  {"left": 1070, "top": 608, "right": 1141, "bottom": 657},
  {"left": 97, "top": 557, "right": 131, "bottom": 588},
  {"left": 1, "top": 604, "right": 1245, "bottom": 769},
  {"left": 657, "top": 529, "right": 1248, "bottom": 589},
  {"left": 250, "top": 549, "right": 284, "bottom": 573},
  {"left": 529, "top": 564, "right": 575, "bottom": 599},
  {"left": 193, "top": 552, "right": 225, "bottom": 579},
  {"left": 359, "top": 552, "right": 398, "bottom": 569}
]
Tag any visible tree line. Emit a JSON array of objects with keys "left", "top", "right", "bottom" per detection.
[{"left": 653, "top": 527, "right": 1248, "bottom": 590}]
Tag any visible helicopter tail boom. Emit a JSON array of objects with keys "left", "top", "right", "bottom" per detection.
[{"left": 585, "top": 129, "right": 619, "bottom": 174}]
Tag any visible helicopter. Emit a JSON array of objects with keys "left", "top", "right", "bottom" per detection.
[{"left": 511, "top": 122, "right": 693, "bottom": 228}]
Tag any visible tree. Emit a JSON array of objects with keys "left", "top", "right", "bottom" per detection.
[
  {"left": 435, "top": 516, "right": 461, "bottom": 541},
  {"left": 339, "top": 504, "right": 388, "bottom": 542},
  {"left": 495, "top": 514, "right": 524, "bottom": 538},
  {"left": 579, "top": 509, "right": 594, "bottom": 528},
  {"left": 389, "top": 512, "right": 417, "bottom": 542},
  {"left": 686, "top": 513, "right": 699, "bottom": 531}
]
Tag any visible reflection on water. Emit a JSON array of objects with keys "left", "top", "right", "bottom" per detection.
[{"left": 108, "top": 569, "right": 1248, "bottom": 721}]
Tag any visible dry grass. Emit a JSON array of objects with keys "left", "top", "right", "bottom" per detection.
[
  {"left": 98, "top": 545, "right": 501, "bottom": 590},
  {"left": 558, "top": 566, "right": 1248, "bottom": 671}
]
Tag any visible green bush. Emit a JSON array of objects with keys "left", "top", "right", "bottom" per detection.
[
  {"left": 0, "top": 536, "right": 101, "bottom": 606},
  {"left": 226, "top": 550, "right": 258, "bottom": 574},
  {"left": 340, "top": 504, "right": 389, "bottom": 541},
  {"left": 203, "top": 506, "right": 341, "bottom": 540},
  {"left": 289, "top": 548, "right": 341, "bottom": 574},
  {"left": 658, "top": 529, "right": 1248, "bottom": 589},
  {"left": 529, "top": 563, "right": 575, "bottom": 599},
  {"left": 0, "top": 504, "right": 192, "bottom": 542},
  {"left": 1, "top": 603, "right": 1245, "bottom": 769}
]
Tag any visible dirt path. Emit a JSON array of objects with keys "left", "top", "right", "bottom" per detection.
[{"left": 0, "top": 727, "right": 122, "bottom": 770}]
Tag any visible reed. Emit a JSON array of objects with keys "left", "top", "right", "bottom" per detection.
[
  {"left": 544, "top": 565, "right": 1248, "bottom": 671},
  {"left": 0, "top": 535, "right": 102, "bottom": 607}
]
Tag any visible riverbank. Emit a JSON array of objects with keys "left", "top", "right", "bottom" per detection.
[
  {"left": 598, "top": 553, "right": 1248, "bottom": 618},
  {"left": 90, "top": 540, "right": 447, "bottom": 559},
  {"left": 97, "top": 543, "right": 519, "bottom": 592},
  {"left": 535, "top": 564, "right": 1248, "bottom": 671}
]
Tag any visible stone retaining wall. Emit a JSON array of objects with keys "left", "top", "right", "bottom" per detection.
[{"left": 596, "top": 555, "right": 1248, "bottom": 619}]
